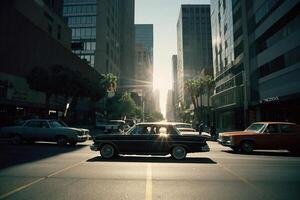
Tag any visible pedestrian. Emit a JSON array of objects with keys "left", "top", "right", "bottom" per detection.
[
  {"left": 198, "top": 121, "right": 204, "bottom": 135},
  {"left": 210, "top": 124, "right": 216, "bottom": 141}
]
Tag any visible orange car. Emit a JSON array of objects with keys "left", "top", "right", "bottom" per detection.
[{"left": 218, "top": 122, "right": 300, "bottom": 153}]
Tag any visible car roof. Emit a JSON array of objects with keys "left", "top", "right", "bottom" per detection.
[
  {"left": 167, "top": 122, "right": 192, "bottom": 125},
  {"left": 25, "top": 119, "right": 57, "bottom": 121},
  {"left": 137, "top": 122, "right": 177, "bottom": 126},
  {"left": 253, "top": 122, "right": 296, "bottom": 125}
]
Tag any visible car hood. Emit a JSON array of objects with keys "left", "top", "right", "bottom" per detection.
[
  {"left": 55, "top": 127, "right": 89, "bottom": 132},
  {"left": 219, "top": 131, "right": 256, "bottom": 136}
]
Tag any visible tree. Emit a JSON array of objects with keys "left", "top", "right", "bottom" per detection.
[
  {"left": 106, "top": 92, "right": 140, "bottom": 119},
  {"left": 202, "top": 75, "right": 215, "bottom": 108},
  {"left": 184, "top": 79, "right": 200, "bottom": 110}
]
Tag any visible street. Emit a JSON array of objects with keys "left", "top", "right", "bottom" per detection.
[{"left": 0, "top": 141, "right": 300, "bottom": 200}]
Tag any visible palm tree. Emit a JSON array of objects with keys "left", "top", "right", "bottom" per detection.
[
  {"left": 184, "top": 79, "right": 199, "bottom": 110},
  {"left": 202, "top": 75, "right": 215, "bottom": 108}
]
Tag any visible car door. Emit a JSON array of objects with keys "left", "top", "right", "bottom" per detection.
[
  {"left": 279, "top": 124, "right": 300, "bottom": 150},
  {"left": 255, "top": 124, "right": 281, "bottom": 149},
  {"left": 148, "top": 125, "right": 175, "bottom": 154},
  {"left": 23, "top": 120, "right": 44, "bottom": 140},
  {"left": 115, "top": 125, "right": 151, "bottom": 154},
  {"left": 38, "top": 121, "right": 52, "bottom": 141}
]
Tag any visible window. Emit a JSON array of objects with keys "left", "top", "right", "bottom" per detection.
[
  {"left": 25, "top": 121, "right": 41, "bottom": 128},
  {"left": 281, "top": 124, "right": 296, "bottom": 133},
  {"left": 91, "top": 42, "right": 96, "bottom": 50},
  {"left": 40, "top": 121, "right": 49, "bottom": 128},
  {"left": 265, "top": 124, "right": 280, "bottom": 134}
]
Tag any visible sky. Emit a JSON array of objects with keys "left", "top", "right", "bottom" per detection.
[{"left": 135, "top": 0, "right": 210, "bottom": 117}]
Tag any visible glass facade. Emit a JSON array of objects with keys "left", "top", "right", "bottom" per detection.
[
  {"left": 135, "top": 24, "right": 153, "bottom": 64},
  {"left": 177, "top": 5, "right": 213, "bottom": 107},
  {"left": 63, "top": 0, "right": 97, "bottom": 67}
]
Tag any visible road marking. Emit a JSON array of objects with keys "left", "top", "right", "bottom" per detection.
[
  {"left": 0, "top": 160, "right": 85, "bottom": 200},
  {"left": 217, "top": 162, "right": 278, "bottom": 200},
  {"left": 145, "top": 163, "right": 152, "bottom": 200}
]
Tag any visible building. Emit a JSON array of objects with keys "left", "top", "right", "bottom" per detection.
[
  {"left": 135, "top": 24, "right": 154, "bottom": 64},
  {"left": 134, "top": 44, "right": 153, "bottom": 89},
  {"left": 119, "top": 0, "right": 135, "bottom": 89},
  {"left": 177, "top": 5, "right": 213, "bottom": 107},
  {"left": 0, "top": 0, "right": 102, "bottom": 125},
  {"left": 210, "top": 0, "right": 245, "bottom": 131},
  {"left": 246, "top": 0, "right": 300, "bottom": 124},
  {"left": 63, "top": 0, "right": 135, "bottom": 83},
  {"left": 134, "top": 24, "right": 154, "bottom": 89},
  {"left": 166, "top": 90, "right": 175, "bottom": 121},
  {"left": 211, "top": 0, "right": 300, "bottom": 131}
]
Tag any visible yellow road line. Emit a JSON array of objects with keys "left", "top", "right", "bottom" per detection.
[
  {"left": 0, "top": 160, "right": 85, "bottom": 200},
  {"left": 145, "top": 163, "right": 152, "bottom": 200}
]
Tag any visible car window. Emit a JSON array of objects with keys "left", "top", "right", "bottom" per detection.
[
  {"left": 40, "top": 121, "right": 50, "bottom": 128},
  {"left": 25, "top": 121, "right": 41, "bottom": 128},
  {"left": 130, "top": 125, "right": 150, "bottom": 135},
  {"left": 280, "top": 124, "right": 295, "bottom": 133},
  {"left": 265, "top": 124, "right": 280, "bottom": 134},
  {"left": 49, "top": 120, "right": 64, "bottom": 128}
]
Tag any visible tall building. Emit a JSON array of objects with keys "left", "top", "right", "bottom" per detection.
[
  {"left": 211, "top": 0, "right": 300, "bottom": 131},
  {"left": 211, "top": 0, "right": 245, "bottom": 131},
  {"left": 166, "top": 90, "right": 175, "bottom": 121},
  {"left": 63, "top": 0, "right": 135, "bottom": 82},
  {"left": 135, "top": 24, "right": 154, "bottom": 64},
  {"left": 177, "top": 5, "right": 213, "bottom": 107},
  {"left": 119, "top": 0, "right": 135, "bottom": 89},
  {"left": 134, "top": 44, "right": 152, "bottom": 89},
  {"left": 246, "top": 0, "right": 300, "bottom": 124},
  {"left": 0, "top": 0, "right": 100, "bottom": 125}
]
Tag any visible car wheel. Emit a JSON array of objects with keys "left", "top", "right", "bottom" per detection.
[
  {"left": 288, "top": 148, "right": 300, "bottom": 155},
  {"left": 231, "top": 147, "right": 240, "bottom": 153},
  {"left": 11, "top": 134, "right": 22, "bottom": 145},
  {"left": 56, "top": 136, "right": 67, "bottom": 146},
  {"left": 240, "top": 141, "right": 253, "bottom": 153},
  {"left": 100, "top": 144, "right": 115, "bottom": 159},
  {"left": 26, "top": 139, "right": 35, "bottom": 144},
  {"left": 69, "top": 141, "right": 77, "bottom": 146},
  {"left": 171, "top": 146, "right": 187, "bottom": 160}
]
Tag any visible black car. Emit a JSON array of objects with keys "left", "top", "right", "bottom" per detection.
[{"left": 90, "top": 122, "right": 210, "bottom": 160}]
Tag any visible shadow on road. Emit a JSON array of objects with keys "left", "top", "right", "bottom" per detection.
[
  {"left": 87, "top": 155, "right": 217, "bottom": 164},
  {"left": 222, "top": 150, "right": 300, "bottom": 157},
  {"left": 0, "top": 141, "right": 87, "bottom": 170}
]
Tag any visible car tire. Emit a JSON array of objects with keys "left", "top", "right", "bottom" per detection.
[
  {"left": 11, "top": 134, "right": 22, "bottom": 145},
  {"left": 171, "top": 146, "right": 187, "bottom": 160},
  {"left": 288, "top": 148, "right": 300, "bottom": 155},
  {"left": 56, "top": 136, "right": 68, "bottom": 146},
  {"left": 69, "top": 141, "right": 77, "bottom": 146},
  {"left": 100, "top": 144, "right": 115, "bottom": 159},
  {"left": 231, "top": 147, "right": 240, "bottom": 153},
  {"left": 240, "top": 141, "right": 253, "bottom": 153}
]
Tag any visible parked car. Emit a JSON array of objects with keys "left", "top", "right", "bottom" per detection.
[
  {"left": 90, "top": 122, "right": 210, "bottom": 160},
  {"left": 177, "top": 127, "right": 211, "bottom": 138},
  {"left": 218, "top": 122, "right": 300, "bottom": 153},
  {"left": 0, "top": 119, "right": 89, "bottom": 146},
  {"left": 95, "top": 120, "right": 126, "bottom": 133},
  {"left": 125, "top": 119, "right": 136, "bottom": 127}
]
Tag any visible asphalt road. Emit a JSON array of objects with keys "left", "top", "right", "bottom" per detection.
[{"left": 0, "top": 140, "right": 300, "bottom": 200}]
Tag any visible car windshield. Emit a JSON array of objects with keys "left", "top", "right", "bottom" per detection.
[
  {"left": 49, "top": 120, "right": 65, "bottom": 128},
  {"left": 174, "top": 124, "right": 192, "bottom": 128},
  {"left": 245, "top": 123, "right": 265, "bottom": 133}
]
